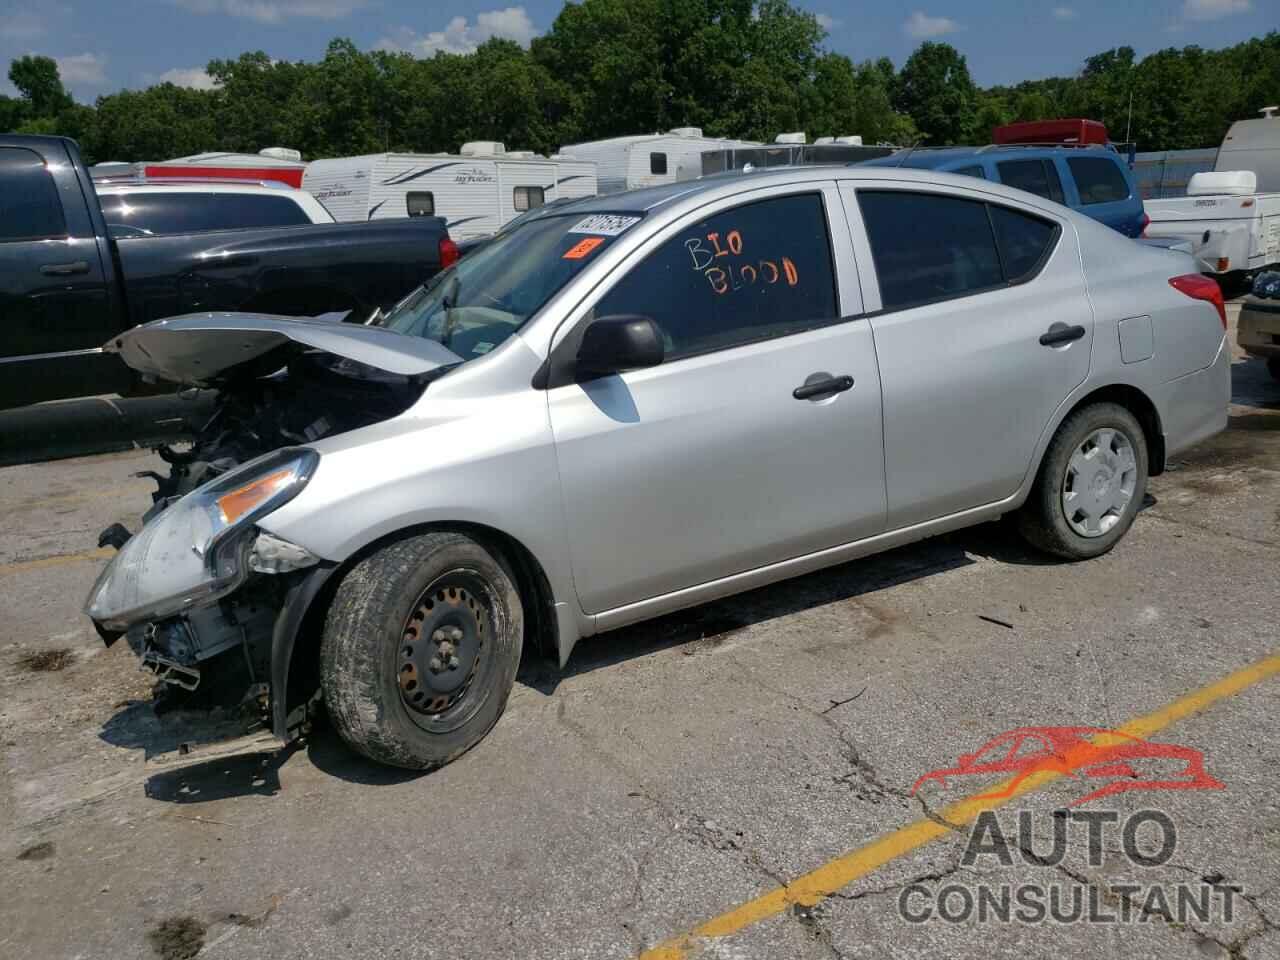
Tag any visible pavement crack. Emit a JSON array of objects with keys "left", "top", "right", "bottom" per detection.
[{"left": 726, "top": 658, "right": 912, "bottom": 810}]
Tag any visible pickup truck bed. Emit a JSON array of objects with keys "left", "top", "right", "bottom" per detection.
[{"left": 0, "top": 135, "right": 455, "bottom": 410}]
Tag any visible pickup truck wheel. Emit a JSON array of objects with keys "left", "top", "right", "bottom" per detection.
[
  {"left": 320, "top": 531, "right": 523, "bottom": 770},
  {"left": 1018, "top": 402, "right": 1148, "bottom": 560}
]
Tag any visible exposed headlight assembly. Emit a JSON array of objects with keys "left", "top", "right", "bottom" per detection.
[{"left": 85, "top": 448, "right": 319, "bottom": 631}]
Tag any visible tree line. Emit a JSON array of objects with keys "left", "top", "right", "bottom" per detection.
[{"left": 2, "top": 0, "right": 1277, "bottom": 165}]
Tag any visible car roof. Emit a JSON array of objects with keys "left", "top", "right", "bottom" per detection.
[
  {"left": 863, "top": 144, "right": 1121, "bottom": 171},
  {"left": 532, "top": 163, "right": 1087, "bottom": 216}
]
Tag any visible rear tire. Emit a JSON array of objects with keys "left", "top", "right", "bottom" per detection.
[
  {"left": 320, "top": 531, "right": 523, "bottom": 770},
  {"left": 1018, "top": 403, "right": 1148, "bottom": 560}
]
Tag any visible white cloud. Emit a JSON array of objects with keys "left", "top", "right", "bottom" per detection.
[
  {"left": 1181, "top": 0, "right": 1250, "bottom": 19},
  {"left": 376, "top": 6, "right": 538, "bottom": 56},
  {"left": 903, "top": 11, "right": 961, "bottom": 39},
  {"left": 154, "top": 67, "right": 220, "bottom": 90},
  {"left": 55, "top": 53, "right": 107, "bottom": 91},
  {"left": 815, "top": 13, "right": 839, "bottom": 30},
  {"left": 2, "top": 11, "right": 47, "bottom": 39},
  {"left": 172, "top": 0, "right": 368, "bottom": 24},
  {"left": 1052, "top": 6, "right": 1077, "bottom": 20}
]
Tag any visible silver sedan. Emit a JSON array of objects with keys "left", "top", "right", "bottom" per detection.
[{"left": 86, "top": 166, "right": 1231, "bottom": 769}]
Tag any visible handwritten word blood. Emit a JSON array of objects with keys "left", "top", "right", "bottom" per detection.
[{"left": 684, "top": 230, "right": 797, "bottom": 295}]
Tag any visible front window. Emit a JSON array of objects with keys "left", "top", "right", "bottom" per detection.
[{"left": 383, "top": 212, "right": 641, "bottom": 362}]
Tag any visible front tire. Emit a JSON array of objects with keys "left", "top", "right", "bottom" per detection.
[
  {"left": 1018, "top": 403, "right": 1148, "bottom": 560},
  {"left": 320, "top": 531, "right": 523, "bottom": 769}
]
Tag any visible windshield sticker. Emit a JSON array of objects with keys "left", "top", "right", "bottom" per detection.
[
  {"left": 568, "top": 214, "right": 641, "bottom": 236},
  {"left": 684, "top": 229, "right": 800, "bottom": 295},
  {"left": 563, "top": 236, "right": 606, "bottom": 260}
]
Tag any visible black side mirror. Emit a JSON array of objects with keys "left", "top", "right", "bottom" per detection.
[{"left": 575, "top": 314, "right": 664, "bottom": 379}]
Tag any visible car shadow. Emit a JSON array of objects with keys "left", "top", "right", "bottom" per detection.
[{"left": 516, "top": 516, "right": 1058, "bottom": 696}]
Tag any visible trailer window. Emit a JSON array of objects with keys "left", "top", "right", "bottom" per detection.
[
  {"left": 650, "top": 152, "right": 668, "bottom": 175},
  {"left": 406, "top": 191, "right": 435, "bottom": 216},
  {"left": 0, "top": 147, "right": 67, "bottom": 242},
  {"left": 514, "top": 186, "right": 545, "bottom": 212}
]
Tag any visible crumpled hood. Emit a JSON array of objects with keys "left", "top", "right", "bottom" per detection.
[{"left": 107, "top": 312, "right": 463, "bottom": 385}]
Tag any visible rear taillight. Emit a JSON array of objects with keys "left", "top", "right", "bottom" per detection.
[
  {"left": 1140, "top": 213, "right": 1150, "bottom": 237},
  {"left": 438, "top": 236, "right": 459, "bottom": 269},
  {"left": 1169, "top": 274, "right": 1226, "bottom": 329}
]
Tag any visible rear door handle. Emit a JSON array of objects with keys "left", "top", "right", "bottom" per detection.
[
  {"left": 1039, "top": 323, "right": 1087, "bottom": 346},
  {"left": 793, "top": 373, "right": 854, "bottom": 401},
  {"left": 40, "top": 260, "right": 90, "bottom": 276}
]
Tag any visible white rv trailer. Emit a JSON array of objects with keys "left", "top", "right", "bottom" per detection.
[
  {"left": 301, "top": 143, "right": 597, "bottom": 240},
  {"left": 558, "top": 127, "right": 761, "bottom": 193}
]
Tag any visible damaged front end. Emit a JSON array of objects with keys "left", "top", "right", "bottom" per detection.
[{"left": 85, "top": 312, "right": 462, "bottom": 745}]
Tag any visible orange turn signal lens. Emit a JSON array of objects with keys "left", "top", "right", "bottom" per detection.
[{"left": 216, "top": 468, "right": 295, "bottom": 524}]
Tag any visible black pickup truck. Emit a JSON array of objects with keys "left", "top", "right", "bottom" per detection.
[{"left": 0, "top": 135, "right": 456, "bottom": 409}]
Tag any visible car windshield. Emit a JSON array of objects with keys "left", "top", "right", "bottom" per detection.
[{"left": 383, "top": 211, "right": 640, "bottom": 361}]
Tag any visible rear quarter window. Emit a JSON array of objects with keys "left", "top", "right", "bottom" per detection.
[{"left": 1067, "top": 157, "right": 1132, "bottom": 204}]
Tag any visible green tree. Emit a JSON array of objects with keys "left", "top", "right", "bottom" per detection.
[
  {"left": 895, "top": 42, "right": 978, "bottom": 145},
  {"left": 9, "top": 55, "right": 73, "bottom": 118}
]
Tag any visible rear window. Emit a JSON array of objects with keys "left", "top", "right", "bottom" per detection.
[
  {"left": 101, "top": 192, "right": 311, "bottom": 237},
  {"left": 0, "top": 147, "right": 67, "bottom": 242},
  {"left": 1067, "top": 157, "right": 1131, "bottom": 205},
  {"left": 997, "top": 159, "right": 1065, "bottom": 204}
]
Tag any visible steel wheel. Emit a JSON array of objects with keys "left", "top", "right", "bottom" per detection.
[
  {"left": 1061, "top": 427, "right": 1138, "bottom": 538},
  {"left": 397, "top": 571, "right": 493, "bottom": 732}
]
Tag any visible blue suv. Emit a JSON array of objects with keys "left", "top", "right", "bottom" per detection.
[{"left": 861, "top": 146, "right": 1147, "bottom": 238}]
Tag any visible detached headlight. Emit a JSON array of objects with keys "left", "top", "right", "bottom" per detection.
[{"left": 85, "top": 448, "right": 319, "bottom": 630}]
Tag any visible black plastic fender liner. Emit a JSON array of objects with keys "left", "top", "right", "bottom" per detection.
[{"left": 270, "top": 561, "right": 340, "bottom": 739}]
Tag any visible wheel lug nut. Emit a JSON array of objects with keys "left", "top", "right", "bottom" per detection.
[
  {"left": 428, "top": 656, "right": 443, "bottom": 672},
  {"left": 447, "top": 655, "right": 460, "bottom": 670}
]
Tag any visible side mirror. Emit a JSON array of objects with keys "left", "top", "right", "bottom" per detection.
[{"left": 575, "top": 314, "right": 664, "bottom": 380}]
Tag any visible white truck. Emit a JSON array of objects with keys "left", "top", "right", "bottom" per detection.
[{"left": 1144, "top": 107, "right": 1280, "bottom": 289}]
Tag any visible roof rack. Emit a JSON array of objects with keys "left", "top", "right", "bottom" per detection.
[{"left": 975, "top": 142, "right": 1116, "bottom": 154}]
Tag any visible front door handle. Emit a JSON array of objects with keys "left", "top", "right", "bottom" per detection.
[
  {"left": 1039, "top": 323, "right": 1087, "bottom": 346},
  {"left": 40, "top": 260, "right": 90, "bottom": 276},
  {"left": 793, "top": 373, "right": 854, "bottom": 401}
]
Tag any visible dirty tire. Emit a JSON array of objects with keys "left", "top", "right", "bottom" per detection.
[
  {"left": 1018, "top": 402, "right": 1148, "bottom": 561},
  {"left": 320, "top": 531, "right": 523, "bottom": 770},
  {"left": 1268, "top": 356, "right": 1280, "bottom": 383}
]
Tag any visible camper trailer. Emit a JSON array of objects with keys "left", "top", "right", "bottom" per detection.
[
  {"left": 301, "top": 144, "right": 597, "bottom": 239},
  {"left": 143, "top": 148, "right": 308, "bottom": 187},
  {"left": 701, "top": 133, "right": 895, "bottom": 175},
  {"left": 559, "top": 128, "right": 760, "bottom": 193}
]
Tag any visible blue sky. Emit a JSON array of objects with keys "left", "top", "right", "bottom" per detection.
[{"left": 0, "top": 0, "right": 1272, "bottom": 101}]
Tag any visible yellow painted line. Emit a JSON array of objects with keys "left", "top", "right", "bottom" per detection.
[
  {"left": 0, "top": 547, "right": 113, "bottom": 577},
  {"left": 639, "top": 652, "right": 1280, "bottom": 959}
]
